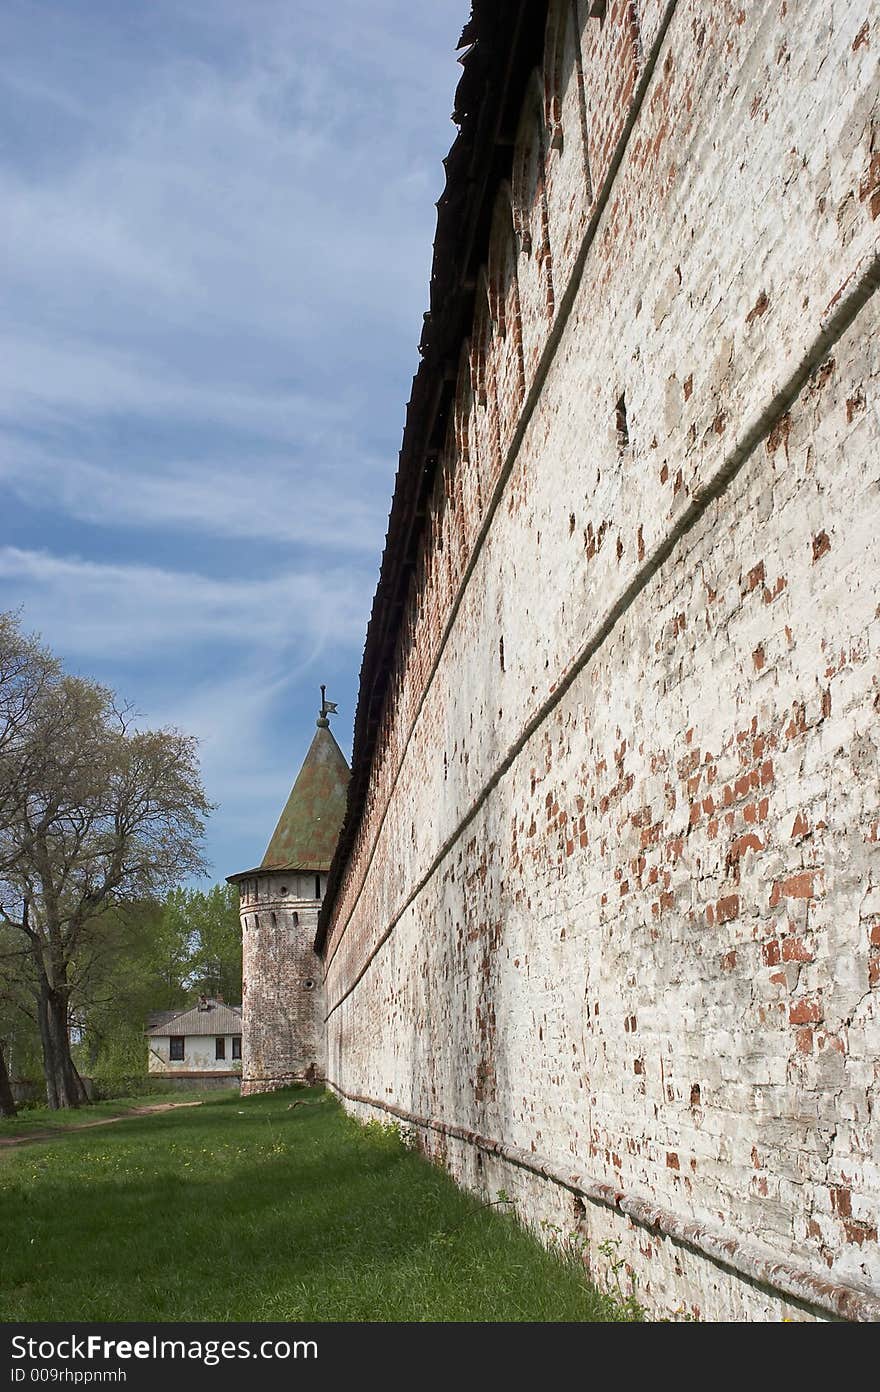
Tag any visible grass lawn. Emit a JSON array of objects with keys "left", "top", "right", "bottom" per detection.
[
  {"left": 0, "top": 1092, "right": 225, "bottom": 1140},
  {"left": 0, "top": 1087, "right": 641, "bottom": 1322}
]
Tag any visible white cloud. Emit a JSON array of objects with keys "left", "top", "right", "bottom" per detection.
[
  {"left": 0, "top": 4, "right": 460, "bottom": 353},
  {"left": 0, "top": 0, "right": 467, "bottom": 879},
  {"left": 149, "top": 656, "right": 341, "bottom": 835},
  {"left": 0, "top": 542, "right": 367, "bottom": 879},
  {"left": 0, "top": 332, "right": 347, "bottom": 440},
  {"left": 0, "top": 432, "right": 389, "bottom": 553},
  {"left": 0, "top": 546, "right": 374, "bottom": 657}
]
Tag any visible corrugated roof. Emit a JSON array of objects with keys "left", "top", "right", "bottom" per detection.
[
  {"left": 145, "top": 1009, "right": 181, "bottom": 1031},
  {"left": 258, "top": 720, "right": 350, "bottom": 874},
  {"left": 146, "top": 1002, "right": 242, "bottom": 1037}
]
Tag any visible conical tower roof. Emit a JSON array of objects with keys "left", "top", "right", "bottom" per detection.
[
  {"left": 260, "top": 719, "right": 349, "bottom": 873},
  {"left": 227, "top": 710, "right": 349, "bottom": 882}
]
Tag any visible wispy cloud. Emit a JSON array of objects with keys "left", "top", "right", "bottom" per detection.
[
  {"left": 0, "top": 5, "right": 459, "bottom": 351},
  {"left": 0, "top": 332, "right": 349, "bottom": 440},
  {"left": 0, "top": 547, "right": 373, "bottom": 656},
  {"left": 148, "top": 661, "right": 328, "bottom": 870},
  {"left": 0, "top": 435, "right": 389, "bottom": 551},
  {"left": 0, "top": 0, "right": 465, "bottom": 880}
]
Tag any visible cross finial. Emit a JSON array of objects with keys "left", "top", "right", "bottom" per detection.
[{"left": 318, "top": 685, "right": 338, "bottom": 728}]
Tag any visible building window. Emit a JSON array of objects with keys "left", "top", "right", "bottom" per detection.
[
  {"left": 232, "top": 1036, "right": 241, "bottom": 1060},
  {"left": 215, "top": 1037, "right": 226, "bottom": 1060},
  {"left": 169, "top": 1037, "right": 184, "bottom": 1061},
  {"left": 314, "top": 874, "right": 321, "bottom": 899}
]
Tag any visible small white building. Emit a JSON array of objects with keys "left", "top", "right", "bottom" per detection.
[{"left": 146, "top": 998, "right": 242, "bottom": 1082}]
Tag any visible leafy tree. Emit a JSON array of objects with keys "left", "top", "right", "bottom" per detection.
[
  {"left": 71, "top": 897, "right": 188, "bottom": 1085},
  {"left": 0, "top": 1047, "right": 14, "bottom": 1117},
  {"left": 165, "top": 883, "right": 241, "bottom": 1003},
  {"left": 0, "top": 614, "right": 212, "bottom": 1108},
  {"left": 0, "top": 613, "right": 59, "bottom": 836},
  {"left": 0, "top": 924, "right": 42, "bottom": 1077},
  {"left": 0, "top": 952, "right": 27, "bottom": 1116},
  {"left": 0, "top": 614, "right": 60, "bottom": 1111},
  {"left": 70, "top": 886, "right": 240, "bottom": 1087}
]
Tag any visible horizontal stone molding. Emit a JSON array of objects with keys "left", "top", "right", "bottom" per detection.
[
  {"left": 320, "top": 0, "right": 681, "bottom": 961},
  {"left": 326, "top": 1077, "right": 880, "bottom": 1323},
  {"left": 324, "top": 240, "right": 880, "bottom": 1021}
]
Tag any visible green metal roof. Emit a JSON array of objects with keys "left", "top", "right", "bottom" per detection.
[{"left": 259, "top": 721, "right": 350, "bottom": 873}]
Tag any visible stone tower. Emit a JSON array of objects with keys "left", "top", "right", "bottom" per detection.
[{"left": 227, "top": 697, "right": 349, "bottom": 1096}]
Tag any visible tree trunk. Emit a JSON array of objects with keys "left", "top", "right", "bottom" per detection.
[
  {"left": 38, "top": 981, "right": 87, "bottom": 1109},
  {"left": 0, "top": 1041, "right": 17, "bottom": 1117},
  {"left": 37, "top": 988, "right": 59, "bottom": 1110}
]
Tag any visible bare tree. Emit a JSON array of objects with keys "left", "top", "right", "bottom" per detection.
[{"left": 0, "top": 617, "right": 212, "bottom": 1108}]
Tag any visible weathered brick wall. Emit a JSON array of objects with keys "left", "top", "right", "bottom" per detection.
[
  {"left": 239, "top": 873, "right": 325, "bottom": 1095},
  {"left": 322, "top": 0, "right": 880, "bottom": 1319}
]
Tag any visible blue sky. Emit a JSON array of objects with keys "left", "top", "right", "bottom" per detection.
[{"left": 0, "top": 0, "right": 466, "bottom": 882}]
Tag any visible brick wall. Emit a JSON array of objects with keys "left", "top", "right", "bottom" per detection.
[
  {"left": 239, "top": 873, "right": 325, "bottom": 1094},
  {"left": 321, "top": 0, "right": 880, "bottom": 1319}
]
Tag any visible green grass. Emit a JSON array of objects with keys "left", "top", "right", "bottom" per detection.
[
  {"left": 0, "top": 1092, "right": 231, "bottom": 1140},
  {"left": 0, "top": 1088, "right": 641, "bottom": 1322}
]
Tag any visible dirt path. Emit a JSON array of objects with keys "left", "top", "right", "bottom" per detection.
[{"left": 0, "top": 1100, "right": 203, "bottom": 1151}]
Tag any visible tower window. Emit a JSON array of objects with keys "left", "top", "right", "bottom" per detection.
[
  {"left": 215, "top": 1037, "right": 226, "bottom": 1061},
  {"left": 169, "top": 1037, "right": 184, "bottom": 1061},
  {"left": 302, "top": 979, "right": 315, "bottom": 991}
]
